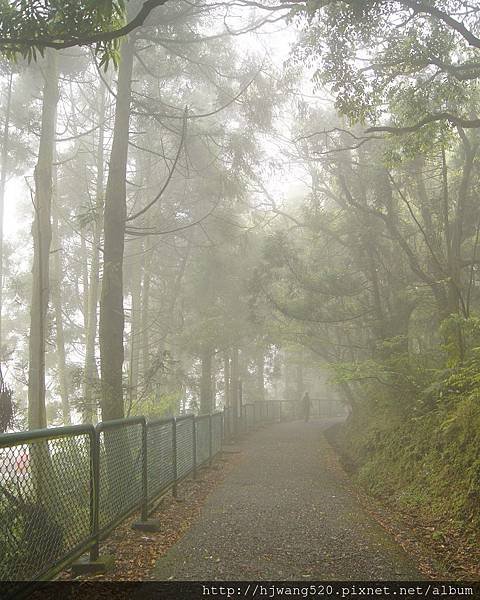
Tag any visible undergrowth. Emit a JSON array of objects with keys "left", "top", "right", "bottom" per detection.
[
  {"left": 333, "top": 401, "right": 480, "bottom": 540},
  {"left": 330, "top": 324, "right": 480, "bottom": 542}
]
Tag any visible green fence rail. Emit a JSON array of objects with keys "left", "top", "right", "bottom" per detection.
[{"left": 0, "top": 400, "right": 289, "bottom": 582}]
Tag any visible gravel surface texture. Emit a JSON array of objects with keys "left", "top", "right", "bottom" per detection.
[{"left": 153, "top": 420, "right": 421, "bottom": 581}]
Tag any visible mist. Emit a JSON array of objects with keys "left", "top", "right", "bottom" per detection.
[{"left": 0, "top": 0, "right": 479, "bottom": 592}]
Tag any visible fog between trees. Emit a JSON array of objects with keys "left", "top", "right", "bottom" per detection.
[{"left": 1, "top": 0, "right": 480, "bottom": 542}]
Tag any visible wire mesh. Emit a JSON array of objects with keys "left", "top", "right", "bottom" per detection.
[
  {"left": 146, "top": 419, "right": 175, "bottom": 501},
  {"left": 0, "top": 427, "right": 93, "bottom": 581},
  {"left": 309, "top": 398, "right": 344, "bottom": 417},
  {"left": 280, "top": 400, "right": 293, "bottom": 421},
  {"left": 243, "top": 403, "right": 255, "bottom": 431},
  {"left": 223, "top": 406, "right": 234, "bottom": 439},
  {"left": 309, "top": 398, "right": 333, "bottom": 417},
  {"left": 275, "top": 401, "right": 282, "bottom": 421},
  {"left": 0, "top": 400, "right": 286, "bottom": 582},
  {"left": 175, "top": 417, "right": 194, "bottom": 479},
  {"left": 211, "top": 412, "right": 223, "bottom": 456},
  {"left": 195, "top": 416, "right": 210, "bottom": 466},
  {"left": 266, "top": 402, "right": 273, "bottom": 422},
  {"left": 255, "top": 401, "right": 267, "bottom": 423},
  {"left": 97, "top": 420, "right": 143, "bottom": 533},
  {"left": 267, "top": 401, "right": 281, "bottom": 423},
  {"left": 309, "top": 399, "right": 320, "bottom": 417}
]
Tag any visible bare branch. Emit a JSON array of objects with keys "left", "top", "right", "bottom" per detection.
[
  {"left": 126, "top": 199, "right": 220, "bottom": 236},
  {"left": 366, "top": 112, "right": 480, "bottom": 134},
  {"left": 126, "top": 107, "right": 188, "bottom": 222},
  {"left": 400, "top": 0, "right": 480, "bottom": 50}
]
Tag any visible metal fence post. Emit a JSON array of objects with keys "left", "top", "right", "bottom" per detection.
[
  {"left": 172, "top": 418, "right": 178, "bottom": 498},
  {"left": 141, "top": 418, "right": 148, "bottom": 521},
  {"left": 192, "top": 416, "right": 197, "bottom": 479},
  {"left": 90, "top": 427, "right": 100, "bottom": 562}
]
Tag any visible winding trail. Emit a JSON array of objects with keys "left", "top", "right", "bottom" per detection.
[{"left": 153, "top": 419, "right": 421, "bottom": 581}]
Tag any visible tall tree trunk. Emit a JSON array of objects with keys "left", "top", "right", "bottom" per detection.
[
  {"left": 137, "top": 153, "right": 153, "bottom": 393},
  {"left": 127, "top": 239, "right": 142, "bottom": 414},
  {"left": 28, "top": 51, "right": 59, "bottom": 430},
  {"left": 256, "top": 347, "right": 265, "bottom": 402},
  {"left": 80, "top": 234, "right": 89, "bottom": 321},
  {"left": 212, "top": 352, "right": 217, "bottom": 411},
  {"left": 99, "top": 39, "right": 134, "bottom": 421},
  {"left": 0, "top": 71, "right": 12, "bottom": 357},
  {"left": 283, "top": 350, "right": 295, "bottom": 401},
  {"left": 52, "top": 201, "right": 71, "bottom": 424},
  {"left": 200, "top": 347, "right": 212, "bottom": 414},
  {"left": 230, "top": 346, "right": 239, "bottom": 416},
  {"left": 83, "top": 82, "right": 107, "bottom": 424},
  {"left": 140, "top": 237, "right": 152, "bottom": 385},
  {"left": 295, "top": 360, "right": 304, "bottom": 402},
  {"left": 223, "top": 351, "right": 230, "bottom": 407}
]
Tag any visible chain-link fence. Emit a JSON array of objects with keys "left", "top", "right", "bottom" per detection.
[
  {"left": 211, "top": 412, "right": 223, "bottom": 456},
  {"left": 0, "top": 425, "right": 94, "bottom": 581},
  {"left": 242, "top": 403, "right": 255, "bottom": 432},
  {"left": 175, "top": 416, "right": 195, "bottom": 481},
  {"left": 223, "top": 406, "right": 235, "bottom": 439},
  {"left": 97, "top": 418, "right": 144, "bottom": 536},
  {"left": 0, "top": 400, "right": 291, "bottom": 582},
  {"left": 195, "top": 415, "right": 211, "bottom": 467},
  {"left": 147, "top": 418, "right": 175, "bottom": 502},
  {"left": 279, "top": 400, "right": 295, "bottom": 420},
  {"left": 288, "top": 398, "right": 346, "bottom": 420},
  {"left": 310, "top": 398, "right": 346, "bottom": 418}
]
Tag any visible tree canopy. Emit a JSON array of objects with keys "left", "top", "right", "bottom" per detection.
[{"left": 1, "top": 0, "right": 480, "bottom": 570}]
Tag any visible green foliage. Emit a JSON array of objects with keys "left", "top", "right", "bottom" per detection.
[
  {"left": 292, "top": 0, "right": 480, "bottom": 153},
  {"left": 0, "top": 0, "right": 126, "bottom": 67},
  {"left": 132, "top": 389, "right": 181, "bottom": 419},
  {"left": 0, "top": 378, "right": 14, "bottom": 433},
  {"left": 329, "top": 314, "right": 480, "bottom": 535},
  {"left": 259, "top": 111, "right": 480, "bottom": 536},
  {"left": 334, "top": 384, "right": 480, "bottom": 532},
  {"left": 439, "top": 314, "right": 480, "bottom": 366}
]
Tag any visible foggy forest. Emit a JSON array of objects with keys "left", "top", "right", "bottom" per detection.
[{"left": 0, "top": 0, "right": 479, "bottom": 592}]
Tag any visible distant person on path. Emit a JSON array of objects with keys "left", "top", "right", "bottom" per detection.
[{"left": 302, "top": 391, "right": 311, "bottom": 422}]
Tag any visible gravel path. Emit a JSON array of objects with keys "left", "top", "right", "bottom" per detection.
[{"left": 153, "top": 420, "right": 421, "bottom": 581}]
